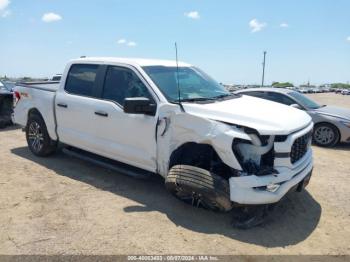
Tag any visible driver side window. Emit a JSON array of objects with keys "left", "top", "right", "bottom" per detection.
[{"left": 102, "top": 66, "right": 152, "bottom": 106}]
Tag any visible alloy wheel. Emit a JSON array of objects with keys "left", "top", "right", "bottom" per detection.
[
  {"left": 314, "top": 125, "right": 335, "bottom": 145},
  {"left": 28, "top": 121, "right": 44, "bottom": 153}
]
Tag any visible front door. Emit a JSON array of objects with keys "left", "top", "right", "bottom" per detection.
[{"left": 91, "top": 65, "right": 158, "bottom": 172}]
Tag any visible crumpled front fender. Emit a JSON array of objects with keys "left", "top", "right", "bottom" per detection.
[{"left": 156, "top": 104, "right": 251, "bottom": 177}]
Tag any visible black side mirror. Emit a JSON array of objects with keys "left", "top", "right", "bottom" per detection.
[{"left": 124, "top": 97, "right": 156, "bottom": 116}]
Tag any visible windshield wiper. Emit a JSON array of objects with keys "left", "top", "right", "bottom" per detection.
[
  {"left": 180, "top": 97, "right": 216, "bottom": 102},
  {"left": 180, "top": 94, "right": 238, "bottom": 103},
  {"left": 212, "top": 93, "right": 238, "bottom": 100}
]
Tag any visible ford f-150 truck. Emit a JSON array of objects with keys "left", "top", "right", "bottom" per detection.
[{"left": 13, "top": 57, "right": 314, "bottom": 222}]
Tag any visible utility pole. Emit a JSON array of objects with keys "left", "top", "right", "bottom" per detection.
[{"left": 261, "top": 51, "right": 267, "bottom": 87}]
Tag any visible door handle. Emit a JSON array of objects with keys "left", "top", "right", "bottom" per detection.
[
  {"left": 95, "top": 111, "right": 108, "bottom": 117},
  {"left": 57, "top": 103, "right": 68, "bottom": 108}
]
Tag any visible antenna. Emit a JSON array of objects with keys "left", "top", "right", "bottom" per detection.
[
  {"left": 261, "top": 51, "right": 267, "bottom": 87},
  {"left": 175, "top": 42, "right": 185, "bottom": 112}
]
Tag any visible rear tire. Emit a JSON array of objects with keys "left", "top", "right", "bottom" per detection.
[
  {"left": 26, "top": 114, "right": 57, "bottom": 157},
  {"left": 165, "top": 165, "right": 233, "bottom": 212}
]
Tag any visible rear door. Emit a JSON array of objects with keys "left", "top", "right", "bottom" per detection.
[{"left": 55, "top": 63, "right": 104, "bottom": 152}]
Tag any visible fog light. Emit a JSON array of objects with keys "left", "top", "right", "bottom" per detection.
[{"left": 266, "top": 183, "right": 280, "bottom": 193}]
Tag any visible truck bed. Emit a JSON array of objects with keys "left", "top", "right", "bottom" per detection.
[
  {"left": 17, "top": 81, "right": 60, "bottom": 92},
  {"left": 13, "top": 81, "right": 59, "bottom": 140}
]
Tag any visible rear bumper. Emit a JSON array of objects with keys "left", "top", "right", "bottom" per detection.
[{"left": 229, "top": 149, "right": 313, "bottom": 205}]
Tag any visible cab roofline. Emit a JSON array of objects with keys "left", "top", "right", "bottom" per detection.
[{"left": 69, "top": 57, "right": 192, "bottom": 68}]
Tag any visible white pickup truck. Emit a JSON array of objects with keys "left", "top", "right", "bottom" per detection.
[{"left": 13, "top": 57, "right": 314, "bottom": 220}]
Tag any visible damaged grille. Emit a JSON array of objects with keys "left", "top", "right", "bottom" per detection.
[{"left": 290, "top": 131, "right": 312, "bottom": 164}]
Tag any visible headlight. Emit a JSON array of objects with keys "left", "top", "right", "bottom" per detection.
[{"left": 340, "top": 121, "right": 350, "bottom": 128}]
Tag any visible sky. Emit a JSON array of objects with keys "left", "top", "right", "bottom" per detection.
[{"left": 0, "top": 0, "right": 349, "bottom": 85}]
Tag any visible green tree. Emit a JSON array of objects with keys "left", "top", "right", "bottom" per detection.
[
  {"left": 272, "top": 82, "right": 294, "bottom": 88},
  {"left": 331, "top": 83, "right": 350, "bottom": 89}
]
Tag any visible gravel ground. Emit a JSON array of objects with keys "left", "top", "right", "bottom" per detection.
[{"left": 0, "top": 93, "right": 349, "bottom": 255}]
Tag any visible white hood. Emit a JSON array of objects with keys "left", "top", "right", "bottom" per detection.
[{"left": 182, "top": 95, "right": 312, "bottom": 135}]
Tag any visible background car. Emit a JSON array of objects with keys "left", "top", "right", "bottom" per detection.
[
  {"left": 299, "top": 88, "right": 309, "bottom": 94},
  {"left": 235, "top": 88, "right": 350, "bottom": 147},
  {"left": 0, "top": 80, "right": 14, "bottom": 128},
  {"left": 51, "top": 74, "right": 62, "bottom": 81},
  {"left": 341, "top": 89, "right": 350, "bottom": 95}
]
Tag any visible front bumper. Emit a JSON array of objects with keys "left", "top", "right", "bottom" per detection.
[{"left": 229, "top": 149, "right": 313, "bottom": 205}]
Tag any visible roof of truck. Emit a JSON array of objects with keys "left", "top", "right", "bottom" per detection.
[{"left": 71, "top": 57, "right": 192, "bottom": 67}]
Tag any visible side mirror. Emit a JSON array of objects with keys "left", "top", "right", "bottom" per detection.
[
  {"left": 124, "top": 97, "right": 156, "bottom": 116},
  {"left": 290, "top": 103, "right": 302, "bottom": 110}
]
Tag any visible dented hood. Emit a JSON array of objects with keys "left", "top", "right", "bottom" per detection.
[{"left": 182, "top": 95, "right": 312, "bottom": 135}]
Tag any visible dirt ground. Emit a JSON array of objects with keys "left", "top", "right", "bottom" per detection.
[{"left": 0, "top": 93, "right": 349, "bottom": 255}]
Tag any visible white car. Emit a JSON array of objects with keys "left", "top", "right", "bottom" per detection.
[
  {"left": 341, "top": 89, "right": 350, "bottom": 95},
  {"left": 13, "top": 57, "right": 314, "bottom": 224}
]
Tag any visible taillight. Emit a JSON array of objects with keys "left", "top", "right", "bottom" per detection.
[{"left": 13, "top": 91, "right": 21, "bottom": 107}]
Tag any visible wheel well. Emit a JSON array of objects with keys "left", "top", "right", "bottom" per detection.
[
  {"left": 27, "top": 108, "right": 45, "bottom": 128},
  {"left": 28, "top": 108, "right": 43, "bottom": 119},
  {"left": 169, "top": 142, "right": 237, "bottom": 180}
]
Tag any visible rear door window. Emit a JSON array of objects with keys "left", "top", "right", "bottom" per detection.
[{"left": 65, "top": 64, "right": 99, "bottom": 97}]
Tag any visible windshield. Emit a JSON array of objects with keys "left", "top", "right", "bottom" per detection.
[
  {"left": 289, "top": 91, "right": 321, "bottom": 109},
  {"left": 142, "top": 66, "right": 232, "bottom": 102}
]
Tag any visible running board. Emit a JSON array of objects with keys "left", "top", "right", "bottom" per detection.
[{"left": 62, "top": 147, "right": 153, "bottom": 179}]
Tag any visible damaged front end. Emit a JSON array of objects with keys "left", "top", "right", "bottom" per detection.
[
  {"left": 232, "top": 130, "right": 277, "bottom": 177},
  {"left": 229, "top": 123, "right": 314, "bottom": 205},
  {"left": 157, "top": 104, "right": 313, "bottom": 206}
]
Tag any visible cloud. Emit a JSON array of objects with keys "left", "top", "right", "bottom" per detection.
[
  {"left": 127, "top": 41, "right": 137, "bottom": 47},
  {"left": 185, "top": 11, "right": 200, "bottom": 20},
  {"left": 0, "top": 0, "right": 10, "bottom": 18},
  {"left": 42, "top": 12, "right": 62, "bottom": 23},
  {"left": 117, "top": 39, "right": 137, "bottom": 47},
  {"left": 117, "top": 39, "right": 127, "bottom": 44},
  {"left": 1, "top": 9, "right": 10, "bottom": 17},
  {"left": 280, "top": 23, "right": 289, "bottom": 28},
  {"left": 347, "top": 36, "right": 350, "bottom": 42},
  {"left": 249, "top": 18, "right": 266, "bottom": 32},
  {"left": 0, "top": 0, "right": 10, "bottom": 11}
]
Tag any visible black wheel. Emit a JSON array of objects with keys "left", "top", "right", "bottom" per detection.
[
  {"left": 165, "top": 165, "right": 233, "bottom": 212},
  {"left": 26, "top": 114, "right": 57, "bottom": 157},
  {"left": 313, "top": 123, "right": 340, "bottom": 147}
]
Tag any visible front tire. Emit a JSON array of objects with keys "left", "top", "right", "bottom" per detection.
[
  {"left": 313, "top": 123, "right": 340, "bottom": 147},
  {"left": 165, "top": 165, "right": 233, "bottom": 212},
  {"left": 26, "top": 114, "right": 57, "bottom": 157}
]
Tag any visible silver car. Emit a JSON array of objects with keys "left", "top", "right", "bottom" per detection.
[{"left": 235, "top": 88, "right": 350, "bottom": 147}]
